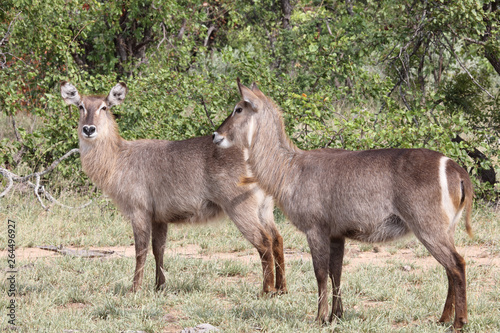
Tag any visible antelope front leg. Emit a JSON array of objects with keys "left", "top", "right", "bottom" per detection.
[
  {"left": 225, "top": 203, "right": 276, "bottom": 295},
  {"left": 272, "top": 233, "right": 288, "bottom": 293},
  {"left": 257, "top": 237, "right": 277, "bottom": 295},
  {"left": 306, "top": 228, "right": 331, "bottom": 324},
  {"left": 152, "top": 222, "right": 168, "bottom": 290},
  {"left": 259, "top": 195, "right": 287, "bottom": 294},
  {"left": 131, "top": 220, "right": 152, "bottom": 292}
]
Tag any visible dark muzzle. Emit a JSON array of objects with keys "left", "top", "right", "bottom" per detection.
[{"left": 82, "top": 125, "right": 96, "bottom": 137}]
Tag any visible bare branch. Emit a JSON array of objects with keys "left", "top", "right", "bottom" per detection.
[
  {"left": 0, "top": 11, "right": 21, "bottom": 47},
  {"left": 463, "top": 37, "right": 486, "bottom": 46},
  {"left": 177, "top": 19, "right": 187, "bottom": 39},
  {"left": 0, "top": 11, "right": 22, "bottom": 69},
  {"left": 38, "top": 148, "right": 80, "bottom": 178},
  {"left": 72, "top": 20, "right": 94, "bottom": 43},
  {"left": 324, "top": 128, "right": 345, "bottom": 148},
  {"left": 447, "top": 24, "right": 487, "bottom": 46},
  {"left": 0, "top": 149, "right": 92, "bottom": 210},
  {"left": 201, "top": 97, "right": 215, "bottom": 129},
  {"left": 33, "top": 173, "right": 46, "bottom": 209},
  {"left": 0, "top": 171, "right": 13, "bottom": 197},
  {"left": 10, "top": 115, "right": 21, "bottom": 142},
  {"left": 324, "top": 19, "right": 333, "bottom": 35},
  {"left": 441, "top": 34, "right": 494, "bottom": 99},
  {"left": 157, "top": 22, "right": 167, "bottom": 50},
  {"left": 204, "top": 25, "right": 215, "bottom": 47},
  {"left": 37, "top": 245, "right": 116, "bottom": 258}
]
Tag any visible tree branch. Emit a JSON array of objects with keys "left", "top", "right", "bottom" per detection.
[
  {"left": 441, "top": 33, "right": 494, "bottom": 99},
  {"left": 0, "top": 149, "right": 92, "bottom": 210},
  {"left": 463, "top": 37, "right": 486, "bottom": 46},
  {"left": 0, "top": 11, "right": 22, "bottom": 69},
  {"left": 157, "top": 22, "right": 167, "bottom": 50},
  {"left": 201, "top": 97, "right": 215, "bottom": 129},
  {"left": 177, "top": 19, "right": 187, "bottom": 39},
  {"left": 204, "top": 25, "right": 216, "bottom": 47},
  {"left": 10, "top": 115, "right": 21, "bottom": 142}
]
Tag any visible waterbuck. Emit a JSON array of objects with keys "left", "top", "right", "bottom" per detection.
[
  {"left": 60, "top": 81, "right": 287, "bottom": 294},
  {"left": 212, "top": 80, "right": 473, "bottom": 331}
]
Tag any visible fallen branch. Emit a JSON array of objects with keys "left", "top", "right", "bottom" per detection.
[
  {"left": 37, "top": 245, "right": 116, "bottom": 258},
  {"left": 0, "top": 148, "right": 92, "bottom": 210}
]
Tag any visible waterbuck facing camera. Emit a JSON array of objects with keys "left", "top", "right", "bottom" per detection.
[
  {"left": 213, "top": 80, "right": 473, "bottom": 331},
  {"left": 61, "top": 82, "right": 287, "bottom": 295}
]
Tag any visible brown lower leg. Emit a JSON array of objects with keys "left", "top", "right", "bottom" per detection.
[
  {"left": 452, "top": 254, "right": 468, "bottom": 330},
  {"left": 439, "top": 270, "right": 455, "bottom": 323},
  {"left": 132, "top": 250, "right": 147, "bottom": 292},
  {"left": 258, "top": 230, "right": 276, "bottom": 294},
  {"left": 152, "top": 223, "right": 168, "bottom": 290},
  {"left": 329, "top": 237, "right": 345, "bottom": 321},
  {"left": 272, "top": 234, "right": 287, "bottom": 292}
]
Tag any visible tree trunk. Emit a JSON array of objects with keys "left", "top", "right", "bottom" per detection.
[
  {"left": 482, "top": 0, "right": 500, "bottom": 75},
  {"left": 452, "top": 135, "right": 497, "bottom": 185},
  {"left": 484, "top": 50, "right": 500, "bottom": 76},
  {"left": 346, "top": 0, "right": 354, "bottom": 16},
  {"left": 281, "top": 0, "right": 292, "bottom": 29}
]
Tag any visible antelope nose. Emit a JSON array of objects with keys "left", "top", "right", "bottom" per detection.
[
  {"left": 82, "top": 125, "right": 96, "bottom": 137},
  {"left": 212, "top": 132, "right": 223, "bottom": 145}
]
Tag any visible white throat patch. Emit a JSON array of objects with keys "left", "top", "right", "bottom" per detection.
[{"left": 247, "top": 117, "right": 255, "bottom": 146}]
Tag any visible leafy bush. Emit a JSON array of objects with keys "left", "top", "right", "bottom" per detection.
[{"left": 1, "top": 0, "right": 498, "bottom": 199}]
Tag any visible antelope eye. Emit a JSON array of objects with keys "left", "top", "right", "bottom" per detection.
[
  {"left": 235, "top": 107, "right": 243, "bottom": 113},
  {"left": 101, "top": 106, "right": 107, "bottom": 111},
  {"left": 78, "top": 105, "right": 84, "bottom": 110}
]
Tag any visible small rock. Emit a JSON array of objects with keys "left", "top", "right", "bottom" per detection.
[
  {"left": 402, "top": 265, "right": 412, "bottom": 271},
  {"left": 181, "top": 323, "right": 219, "bottom": 333}
]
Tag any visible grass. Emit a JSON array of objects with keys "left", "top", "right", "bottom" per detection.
[{"left": 0, "top": 188, "right": 499, "bottom": 332}]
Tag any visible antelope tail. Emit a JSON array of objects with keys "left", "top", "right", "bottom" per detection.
[{"left": 461, "top": 179, "right": 474, "bottom": 238}]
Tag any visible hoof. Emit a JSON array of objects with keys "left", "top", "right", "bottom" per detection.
[
  {"left": 259, "top": 287, "right": 278, "bottom": 298},
  {"left": 315, "top": 315, "right": 329, "bottom": 326},
  {"left": 155, "top": 282, "right": 166, "bottom": 291},
  {"left": 276, "top": 287, "right": 288, "bottom": 295}
]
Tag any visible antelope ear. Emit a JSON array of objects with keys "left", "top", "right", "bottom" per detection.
[
  {"left": 237, "top": 79, "right": 262, "bottom": 112},
  {"left": 60, "top": 81, "right": 81, "bottom": 106},
  {"left": 106, "top": 82, "right": 128, "bottom": 107},
  {"left": 250, "top": 82, "right": 265, "bottom": 98}
]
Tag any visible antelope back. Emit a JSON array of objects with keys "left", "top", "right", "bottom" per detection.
[{"left": 60, "top": 82, "right": 127, "bottom": 142}]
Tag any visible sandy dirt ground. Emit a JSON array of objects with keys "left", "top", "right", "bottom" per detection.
[
  {"left": 1, "top": 242, "right": 498, "bottom": 271},
  {"left": 1, "top": 242, "right": 498, "bottom": 333}
]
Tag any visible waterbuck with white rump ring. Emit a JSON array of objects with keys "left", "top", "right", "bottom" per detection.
[
  {"left": 212, "top": 80, "right": 473, "bottom": 331},
  {"left": 60, "top": 81, "right": 287, "bottom": 295}
]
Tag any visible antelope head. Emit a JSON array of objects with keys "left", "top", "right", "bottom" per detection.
[
  {"left": 213, "top": 79, "right": 263, "bottom": 149},
  {"left": 60, "top": 82, "right": 127, "bottom": 142}
]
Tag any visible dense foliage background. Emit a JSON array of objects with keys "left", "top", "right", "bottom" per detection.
[{"left": 1, "top": 0, "right": 499, "bottom": 199}]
